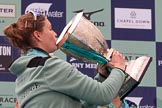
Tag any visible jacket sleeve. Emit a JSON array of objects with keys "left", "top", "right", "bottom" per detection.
[
  {"left": 81, "top": 73, "right": 109, "bottom": 108},
  {"left": 44, "top": 57, "right": 126, "bottom": 105},
  {"left": 93, "top": 71, "right": 130, "bottom": 108}
]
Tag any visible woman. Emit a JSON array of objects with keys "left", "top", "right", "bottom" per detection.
[{"left": 4, "top": 11, "right": 126, "bottom": 108}]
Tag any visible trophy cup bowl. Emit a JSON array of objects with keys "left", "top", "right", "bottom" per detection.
[{"left": 56, "top": 12, "right": 113, "bottom": 65}]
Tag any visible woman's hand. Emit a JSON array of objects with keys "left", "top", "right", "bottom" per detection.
[
  {"left": 111, "top": 96, "right": 122, "bottom": 108},
  {"left": 97, "top": 49, "right": 126, "bottom": 77},
  {"left": 107, "top": 49, "right": 126, "bottom": 71}
]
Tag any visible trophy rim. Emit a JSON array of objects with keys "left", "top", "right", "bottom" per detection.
[{"left": 56, "top": 12, "right": 83, "bottom": 46}]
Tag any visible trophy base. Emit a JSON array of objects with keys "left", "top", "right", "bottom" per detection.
[{"left": 118, "top": 56, "right": 152, "bottom": 99}]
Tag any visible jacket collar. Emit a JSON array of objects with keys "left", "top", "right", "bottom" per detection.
[{"left": 26, "top": 48, "right": 50, "bottom": 57}]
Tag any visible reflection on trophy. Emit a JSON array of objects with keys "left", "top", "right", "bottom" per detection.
[
  {"left": 56, "top": 12, "right": 113, "bottom": 66},
  {"left": 56, "top": 12, "right": 152, "bottom": 99}
]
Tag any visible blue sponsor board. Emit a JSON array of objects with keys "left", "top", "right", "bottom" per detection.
[
  {"left": 67, "top": 56, "right": 97, "bottom": 78},
  {"left": 106, "top": 40, "right": 111, "bottom": 48},
  {"left": 0, "top": 36, "right": 20, "bottom": 81},
  {"left": 111, "top": 0, "right": 155, "bottom": 41},
  {"left": 156, "top": 42, "right": 162, "bottom": 86},
  {"left": 126, "top": 87, "right": 156, "bottom": 107},
  {"left": 21, "top": 0, "right": 66, "bottom": 36}
]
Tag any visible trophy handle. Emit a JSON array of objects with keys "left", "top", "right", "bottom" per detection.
[{"left": 104, "top": 48, "right": 114, "bottom": 61}]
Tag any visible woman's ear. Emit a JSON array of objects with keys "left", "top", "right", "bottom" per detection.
[{"left": 33, "top": 31, "right": 41, "bottom": 41}]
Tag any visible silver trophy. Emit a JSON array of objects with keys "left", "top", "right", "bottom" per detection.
[
  {"left": 56, "top": 12, "right": 113, "bottom": 66},
  {"left": 56, "top": 12, "right": 152, "bottom": 99}
]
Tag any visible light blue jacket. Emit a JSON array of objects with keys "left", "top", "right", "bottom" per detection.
[{"left": 9, "top": 49, "right": 126, "bottom": 108}]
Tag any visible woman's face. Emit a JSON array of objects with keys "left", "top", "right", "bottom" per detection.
[{"left": 38, "top": 18, "right": 58, "bottom": 53}]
